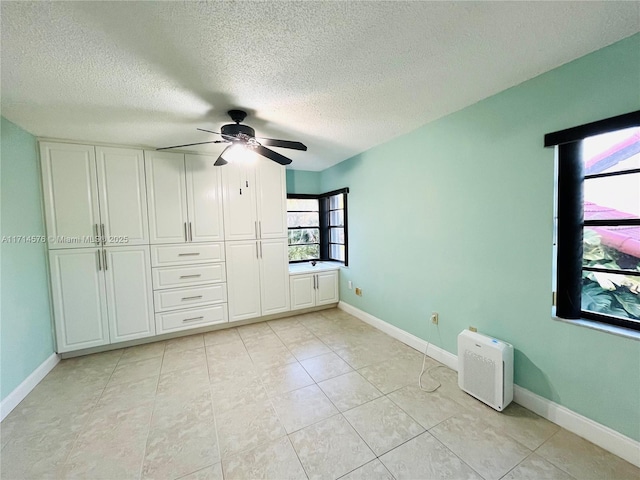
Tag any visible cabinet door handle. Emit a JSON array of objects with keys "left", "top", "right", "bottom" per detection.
[
  {"left": 189, "top": 222, "right": 193, "bottom": 242},
  {"left": 179, "top": 274, "right": 201, "bottom": 279},
  {"left": 182, "top": 316, "right": 204, "bottom": 323},
  {"left": 184, "top": 223, "right": 188, "bottom": 242},
  {"left": 178, "top": 252, "right": 200, "bottom": 257},
  {"left": 313, "top": 275, "right": 316, "bottom": 289},
  {"left": 102, "top": 249, "right": 108, "bottom": 271},
  {"left": 256, "top": 242, "right": 259, "bottom": 259},
  {"left": 96, "top": 249, "right": 102, "bottom": 271},
  {"left": 94, "top": 224, "right": 100, "bottom": 245},
  {"left": 100, "top": 224, "right": 106, "bottom": 245},
  {"left": 181, "top": 295, "right": 203, "bottom": 301}
]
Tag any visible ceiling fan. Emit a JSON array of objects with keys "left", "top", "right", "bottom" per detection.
[{"left": 157, "top": 109, "right": 307, "bottom": 166}]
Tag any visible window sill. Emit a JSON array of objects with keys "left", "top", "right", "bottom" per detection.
[{"left": 552, "top": 315, "right": 640, "bottom": 341}]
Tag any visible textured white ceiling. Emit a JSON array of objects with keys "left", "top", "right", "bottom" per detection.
[{"left": 2, "top": 2, "right": 638, "bottom": 171}]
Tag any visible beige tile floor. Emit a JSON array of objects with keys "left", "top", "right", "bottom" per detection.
[{"left": 1, "top": 308, "right": 638, "bottom": 480}]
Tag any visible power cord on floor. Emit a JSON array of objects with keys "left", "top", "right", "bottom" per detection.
[{"left": 418, "top": 319, "right": 443, "bottom": 393}]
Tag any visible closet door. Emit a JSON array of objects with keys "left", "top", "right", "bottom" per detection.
[
  {"left": 256, "top": 160, "right": 287, "bottom": 239},
  {"left": 185, "top": 154, "right": 224, "bottom": 242},
  {"left": 221, "top": 162, "right": 258, "bottom": 241},
  {"left": 40, "top": 142, "right": 101, "bottom": 249},
  {"left": 49, "top": 248, "right": 109, "bottom": 352},
  {"left": 96, "top": 147, "right": 149, "bottom": 245},
  {"left": 145, "top": 151, "right": 189, "bottom": 244},
  {"left": 103, "top": 246, "right": 155, "bottom": 342}
]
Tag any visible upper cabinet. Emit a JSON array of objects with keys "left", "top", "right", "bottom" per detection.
[
  {"left": 145, "top": 151, "right": 224, "bottom": 244},
  {"left": 222, "top": 159, "right": 287, "bottom": 241},
  {"left": 40, "top": 142, "right": 149, "bottom": 248}
]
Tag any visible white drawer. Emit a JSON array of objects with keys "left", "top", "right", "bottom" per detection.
[
  {"left": 152, "top": 263, "right": 226, "bottom": 290},
  {"left": 156, "top": 304, "right": 228, "bottom": 334},
  {"left": 154, "top": 284, "right": 227, "bottom": 312},
  {"left": 151, "top": 243, "right": 225, "bottom": 267}
]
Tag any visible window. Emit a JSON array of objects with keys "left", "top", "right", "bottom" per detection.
[
  {"left": 546, "top": 111, "right": 640, "bottom": 331},
  {"left": 287, "top": 188, "right": 349, "bottom": 265}
]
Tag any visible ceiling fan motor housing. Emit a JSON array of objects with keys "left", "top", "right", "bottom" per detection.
[{"left": 221, "top": 123, "right": 255, "bottom": 141}]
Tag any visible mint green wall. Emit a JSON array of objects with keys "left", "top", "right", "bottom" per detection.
[
  {"left": 1, "top": 117, "right": 55, "bottom": 400},
  {"left": 321, "top": 34, "right": 640, "bottom": 440},
  {"left": 286, "top": 169, "right": 322, "bottom": 194}
]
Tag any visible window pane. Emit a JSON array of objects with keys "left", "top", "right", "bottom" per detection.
[
  {"left": 288, "top": 228, "right": 320, "bottom": 245},
  {"left": 584, "top": 173, "right": 640, "bottom": 220},
  {"left": 582, "top": 273, "right": 640, "bottom": 321},
  {"left": 287, "top": 199, "right": 319, "bottom": 212},
  {"left": 329, "top": 210, "right": 344, "bottom": 226},
  {"left": 329, "top": 194, "right": 344, "bottom": 210},
  {"left": 289, "top": 245, "right": 320, "bottom": 261},
  {"left": 288, "top": 212, "right": 319, "bottom": 228},
  {"left": 583, "top": 227, "right": 640, "bottom": 271},
  {"left": 329, "top": 244, "right": 345, "bottom": 262},
  {"left": 583, "top": 127, "right": 640, "bottom": 176},
  {"left": 330, "top": 227, "right": 344, "bottom": 244}
]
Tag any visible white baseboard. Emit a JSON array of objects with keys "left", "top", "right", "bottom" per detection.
[
  {"left": 337, "top": 301, "right": 640, "bottom": 468},
  {"left": 0, "top": 353, "right": 60, "bottom": 421},
  {"left": 513, "top": 385, "right": 640, "bottom": 467}
]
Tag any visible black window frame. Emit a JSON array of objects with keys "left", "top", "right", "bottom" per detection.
[
  {"left": 287, "top": 188, "right": 349, "bottom": 266},
  {"left": 546, "top": 110, "right": 640, "bottom": 332}
]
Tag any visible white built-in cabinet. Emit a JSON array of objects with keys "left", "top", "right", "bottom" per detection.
[
  {"left": 223, "top": 159, "right": 290, "bottom": 322},
  {"left": 41, "top": 143, "right": 149, "bottom": 247},
  {"left": 145, "top": 151, "right": 224, "bottom": 244},
  {"left": 226, "top": 238, "right": 290, "bottom": 322},
  {"left": 49, "top": 246, "right": 154, "bottom": 352},
  {"left": 41, "top": 142, "right": 155, "bottom": 353},
  {"left": 290, "top": 270, "right": 339, "bottom": 311},
  {"left": 221, "top": 159, "right": 287, "bottom": 241},
  {"left": 41, "top": 140, "right": 332, "bottom": 353}
]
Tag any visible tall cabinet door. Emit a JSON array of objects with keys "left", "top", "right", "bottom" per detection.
[
  {"left": 96, "top": 147, "right": 149, "bottom": 245},
  {"left": 145, "top": 151, "right": 189, "bottom": 244},
  {"left": 259, "top": 239, "right": 290, "bottom": 315},
  {"left": 185, "top": 154, "right": 224, "bottom": 242},
  {"left": 40, "top": 143, "right": 101, "bottom": 249},
  {"left": 49, "top": 249, "right": 109, "bottom": 352},
  {"left": 221, "top": 162, "right": 258, "bottom": 241},
  {"left": 226, "top": 240, "right": 261, "bottom": 321},
  {"left": 256, "top": 160, "right": 287, "bottom": 238},
  {"left": 103, "top": 246, "right": 155, "bottom": 342}
]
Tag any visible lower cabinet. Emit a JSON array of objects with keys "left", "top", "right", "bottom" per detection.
[
  {"left": 49, "top": 246, "right": 154, "bottom": 353},
  {"left": 150, "top": 242, "right": 229, "bottom": 334},
  {"left": 226, "top": 239, "right": 290, "bottom": 322},
  {"left": 290, "top": 270, "right": 339, "bottom": 311}
]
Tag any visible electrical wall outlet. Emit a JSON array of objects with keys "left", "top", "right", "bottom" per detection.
[
  {"left": 355, "top": 287, "right": 362, "bottom": 296},
  {"left": 431, "top": 312, "right": 439, "bottom": 325}
]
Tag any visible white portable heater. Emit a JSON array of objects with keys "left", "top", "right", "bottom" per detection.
[{"left": 457, "top": 329, "right": 514, "bottom": 411}]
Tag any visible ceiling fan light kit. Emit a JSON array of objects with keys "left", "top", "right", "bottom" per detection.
[{"left": 158, "top": 109, "right": 307, "bottom": 167}]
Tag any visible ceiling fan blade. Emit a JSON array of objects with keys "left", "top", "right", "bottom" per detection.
[
  {"left": 197, "top": 128, "right": 222, "bottom": 135},
  {"left": 258, "top": 138, "right": 307, "bottom": 151},
  {"left": 157, "top": 140, "right": 227, "bottom": 151},
  {"left": 214, "top": 146, "right": 230, "bottom": 166},
  {"left": 254, "top": 145, "right": 292, "bottom": 165}
]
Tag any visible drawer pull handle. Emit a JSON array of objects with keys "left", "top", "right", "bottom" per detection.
[
  {"left": 182, "top": 316, "right": 204, "bottom": 323},
  {"left": 181, "top": 295, "right": 203, "bottom": 301},
  {"left": 178, "top": 252, "right": 200, "bottom": 256},
  {"left": 179, "top": 274, "right": 202, "bottom": 279}
]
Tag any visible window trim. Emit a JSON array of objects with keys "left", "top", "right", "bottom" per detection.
[
  {"left": 287, "top": 188, "right": 349, "bottom": 265},
  {"left": 546, "top": 110, "right": 640, "bottom": 332}
]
